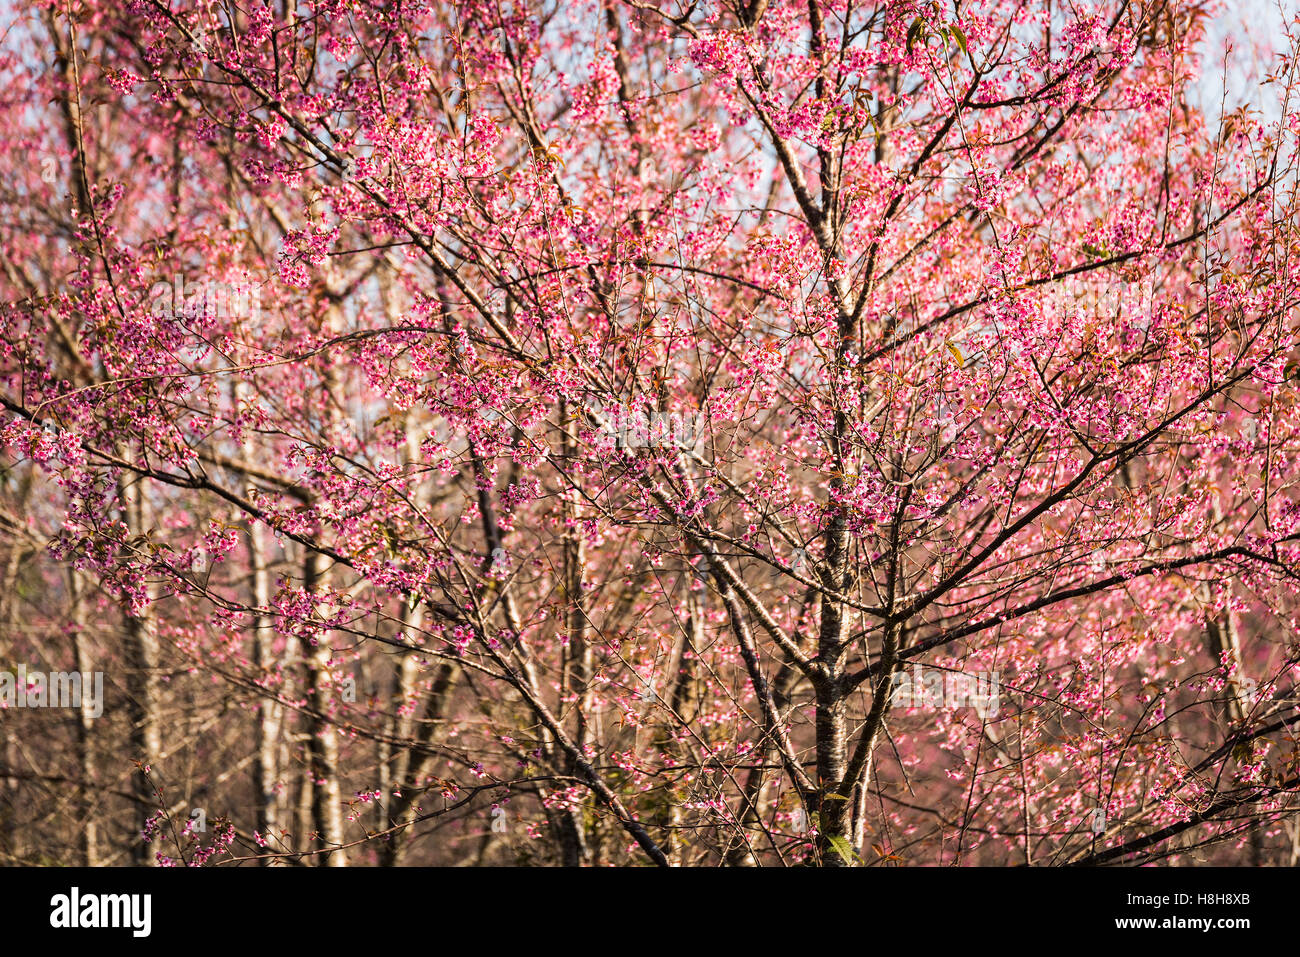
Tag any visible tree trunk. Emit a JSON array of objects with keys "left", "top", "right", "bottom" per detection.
[
  {"left": 69, "top": 570, "right": 99, "bottom": 866},
  {"left": 304, "top": 549, "right": 347, "bottom": 865},
  {"left": 249, "top": 517, "right": 284, "bottom": 860},
  {"left": 119, "top": 470, "right": 160, "bottom": 867}
]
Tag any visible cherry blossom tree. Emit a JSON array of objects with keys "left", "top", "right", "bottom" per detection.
[{"left": 3, "top": 0, "right": 1300, "bottom": 867}]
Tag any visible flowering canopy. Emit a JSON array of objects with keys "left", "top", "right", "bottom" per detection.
[{"left": 2, "top": 0, "right": 1300, "bottom": 866}]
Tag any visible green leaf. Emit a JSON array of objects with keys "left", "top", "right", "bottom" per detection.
[
  {"left": 823, "top": 792, "right": 852, "bottom": 802},
  {"left": 826, "top": 834, "right": 859, "bottom": 864},
  {"left": 906, "top": 17, "right": 924, "bottom": 54},
  {"left": 951, "top": 23, "right": 968, "bottom": 54}
]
